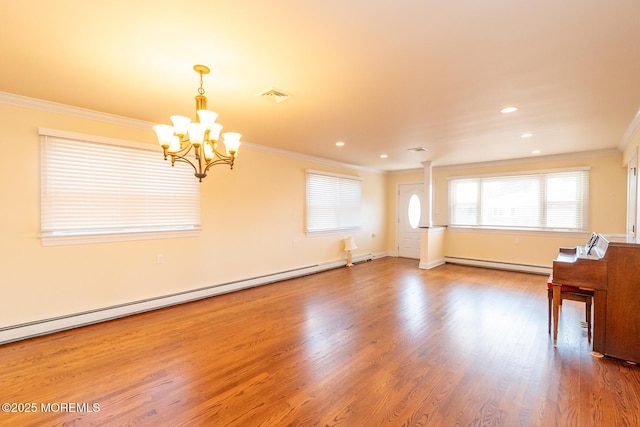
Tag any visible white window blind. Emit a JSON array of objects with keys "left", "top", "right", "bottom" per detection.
[
  {"left": 40, "top": 134, "right": 200, "bottom": 245},
  {"left": 306, "top": 170, "right": 362, "bottom": 233},
  {"left": 449, "top": 169, "right": 589, "bottom": 232}
]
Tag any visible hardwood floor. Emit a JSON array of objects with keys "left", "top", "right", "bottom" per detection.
[{"left": 1, "top": 257, "right": 639, "bottom": 426}]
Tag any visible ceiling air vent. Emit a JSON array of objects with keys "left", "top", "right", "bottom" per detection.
[
  {"left": 257, "top": 87, "right": 291, "bottom": 103},
  {"left": 408, "top": 147, "right": 428, "bottom": 152}
]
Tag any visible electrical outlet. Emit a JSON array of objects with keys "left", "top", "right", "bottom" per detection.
[{"left": 156, "top": 254, "right": 164, "bottom": 264}]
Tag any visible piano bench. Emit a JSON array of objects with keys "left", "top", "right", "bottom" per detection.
[{"left": 547, "top": 275, "right": 594, "bottom": 342}]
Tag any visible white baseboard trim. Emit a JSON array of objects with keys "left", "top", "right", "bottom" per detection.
[
  {"left": 419, "top": 258, "right": 446, "bottom": 270},
  {"left": 444, "top": 256, "right": 551, "bottom": 275},
  {"left": 369, "top": 252, "right": 389, "bottom": 261},
  {"left": 0, "top": 252, "right": 384, "bottom": 345}
]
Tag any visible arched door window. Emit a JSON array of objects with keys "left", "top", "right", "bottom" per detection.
[{"left": 408, "top": 194, "right": 421, "bottom": 229}]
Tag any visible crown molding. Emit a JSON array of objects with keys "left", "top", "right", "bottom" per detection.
[
  {"left": 0, "top": 91, "right": 153, "bottom": 129},
  {"left": 388, "top": 168, "right": 423, "bottom": 176},
  {"left": 241, "top": 142, "right": 386, "bottom": 174},
  {"left": 1, "top": 90, "right": 384, "bottom": 175},
  {"left": 619, "top": 107, "right": 640, "bottom": 151},
  {"left": 432, "top": 149, "right": 621, "bottom": 171}
]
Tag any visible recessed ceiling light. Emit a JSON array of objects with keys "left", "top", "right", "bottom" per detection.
[
  {"left": 336, "top": 141, "right": 345, "bottom": 146},
  {"left": 380, "top": 154, "right": 388, "bottom": 159},
  {"left": 500, "top": 106, "right": 518, "bottom": 114},
  {"left": 532, "top": 150, "right": 541, "bottom": 154},
  {"left": 521, "top": 133, "right": 533, "bottom": 138}
]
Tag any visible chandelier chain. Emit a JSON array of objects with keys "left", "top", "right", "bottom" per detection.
[{"left": 198, "top": 72, "right": 205, "bottom": 96}]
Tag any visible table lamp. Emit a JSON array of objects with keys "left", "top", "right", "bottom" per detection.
[{"left": 343, "top": 237, "right": 358, "bottom": 267}]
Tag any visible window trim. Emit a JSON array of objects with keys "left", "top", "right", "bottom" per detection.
[
  {"left": 39, "top": 128, "right": 201, "bottom": 246},
  {"left": 447, "top": 167, "right": 590, "bottom": 233},
  {"left": 445, "top": 166, "right": 590, "bottom": 181},
  {"left": 305, "top": 169, "right": 363, "bottom": 235}
]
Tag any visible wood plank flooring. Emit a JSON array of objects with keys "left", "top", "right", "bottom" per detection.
[{"left": 1, "top": 257, "right": 639, "bottom": 426}]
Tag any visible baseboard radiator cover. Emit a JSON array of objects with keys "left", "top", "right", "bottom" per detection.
[
  {"left": 444, "top": 256, "right": 552, "bottom": 275},
  {"left": 0, "top": 252, "right": 380, "bottom": 345}
]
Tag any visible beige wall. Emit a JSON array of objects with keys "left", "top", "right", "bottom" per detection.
[
  {"left": 1, "top": 97, "right": 632, "bottom": 329},
  {"left": 622, "top": 127, "right": 640, "bottom": 165},
  {"left": 622, "top": 126, "right": 640, "bottom": 234},
  {"left": 0, "top": 102, "right": 387, "bottom": 327},
  {"left": 384, "top": 152, "right": 628, "bottom": 268},
  {"left": 433, "top": 151, "right": 627, "bottom": 268}
]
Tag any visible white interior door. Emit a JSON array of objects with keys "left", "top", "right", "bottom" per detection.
[{"left": 398, "top": 183, "right": 424, "bottom": 259}]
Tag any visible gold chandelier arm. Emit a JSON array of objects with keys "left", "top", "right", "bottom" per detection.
[
  {"left": 203, "top": 148, "right": 235, "bottom": 174},
  {"left": 167, "top": 142, "right": 215, "bottom": 181},
  {"left": 209, "top": 145, "right": 232, "bottom": 162},
  {"left": 173, "top": 137, "right": 194, "bottom": 158},
  {"left": 169, "top": 154, "right": 199, "bottom": 174},
  {"left": 203, "top": 156, "right": 234, "bottom": 173}
]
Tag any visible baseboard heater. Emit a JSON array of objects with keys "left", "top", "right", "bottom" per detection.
[
  {"left": 444, "top": 256, "right": 552, "bottom": 275},
  {"left": 0, "top": 252, "right": 377, "bottom": 345}
]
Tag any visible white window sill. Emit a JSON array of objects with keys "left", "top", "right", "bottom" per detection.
[
  {"left": 446, "top": 226, "right": 589, "bottom": 237},
  {"left": 40, "top": 228, "right": 201, "bottom": 246}
]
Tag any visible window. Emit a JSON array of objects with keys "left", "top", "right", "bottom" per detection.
[
  {"left": 306, "top": 170, "right": 362, "bottom": 233},
  {"left": 408, "top": 194, "right": 422, "bottom": 229},
  {"left": 40, "top": 129, "right": 200, "bottom": 245},
  {"left": 448, "top": 168, "right": 589, "bottom": 232}
]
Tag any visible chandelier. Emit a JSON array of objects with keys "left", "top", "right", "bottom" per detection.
[{"left": 153, "top": 65, "right": 241, "bottom": 182}]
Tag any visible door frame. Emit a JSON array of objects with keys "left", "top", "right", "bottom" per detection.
[
  {"left": 627, "top": 148, "right": 638, "bottom": 238},
  {"left": 396, "top": 181, "right": 424, "bottom": 257}
]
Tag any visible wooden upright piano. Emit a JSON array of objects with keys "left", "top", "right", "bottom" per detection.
[{"left": 552, "top": 233, "right": 640, "bottom": 363}]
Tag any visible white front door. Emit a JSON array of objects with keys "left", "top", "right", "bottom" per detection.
[{"left": 398, "top": 183, "right": 424, "bottom": 259}]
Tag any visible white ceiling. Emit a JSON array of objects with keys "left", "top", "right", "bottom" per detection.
[{"left": 2, "top": 0, "right": 640, "bottom": 171}]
